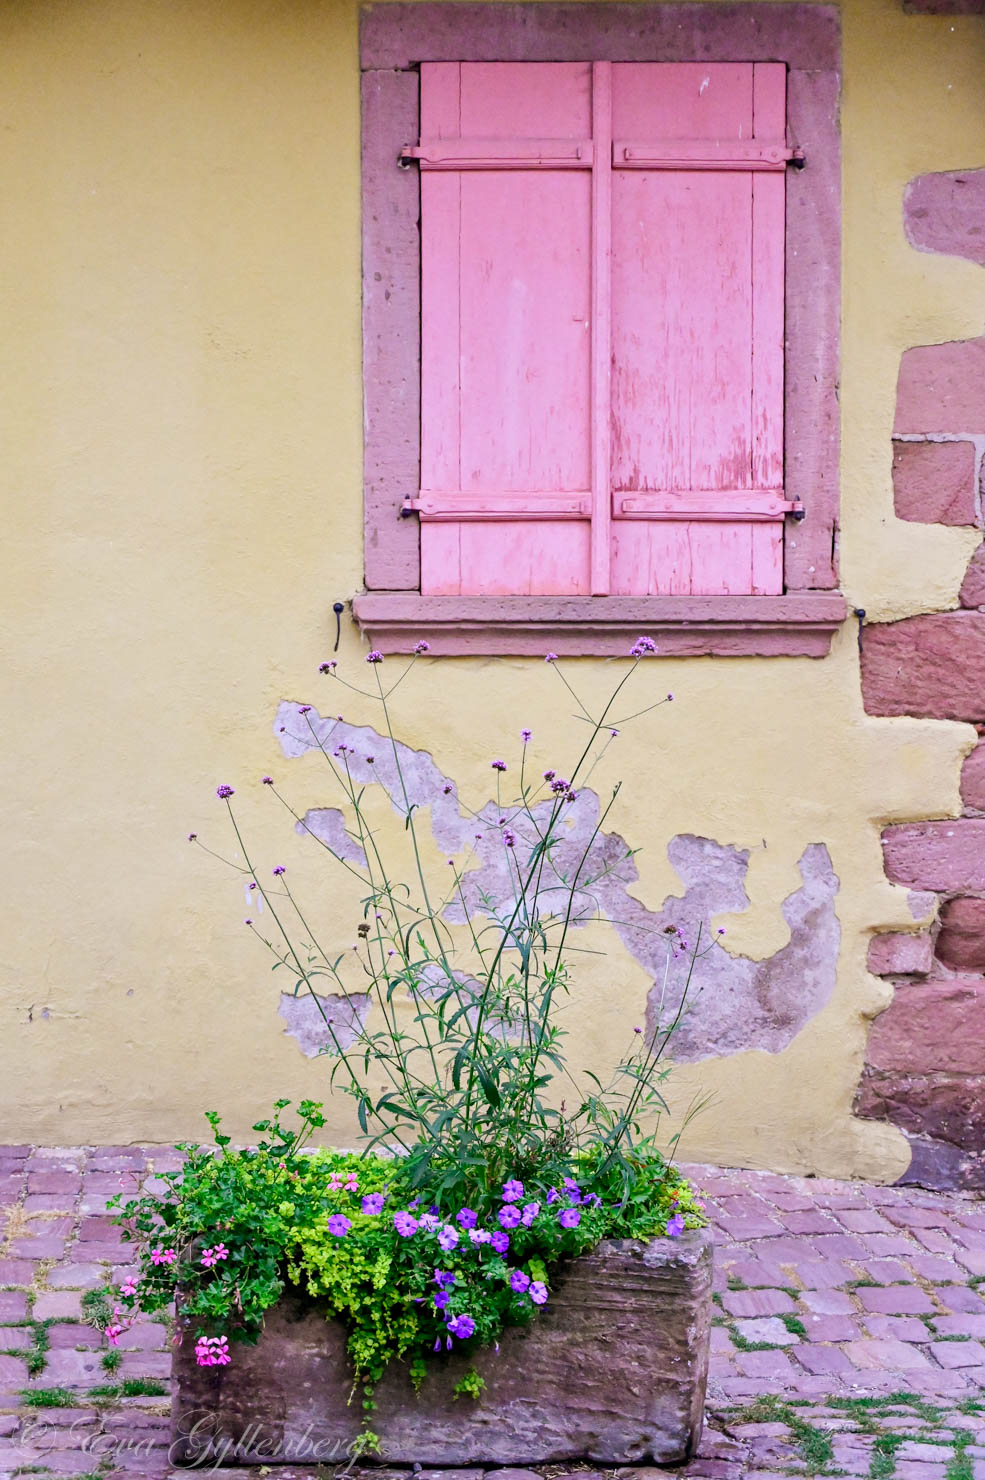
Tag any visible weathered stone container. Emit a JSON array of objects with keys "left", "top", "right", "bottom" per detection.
[{"left": 171, "top": 1228, "right": 712, "bottom": 1469}]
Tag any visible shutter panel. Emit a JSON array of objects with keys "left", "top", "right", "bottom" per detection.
[
  {"left": 413, "top": 62, "right": 792, "bottom": 598},
  {"left": 608, "top": 62, "right": 789, "bottom": 596},
  {"left": 418, "top": 63, "right": 594, "bottom": 596}
]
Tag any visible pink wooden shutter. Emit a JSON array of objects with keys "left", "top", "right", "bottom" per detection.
[
  {"left": 415, "top": 62, "right": 594, "bottom": 596},
  {"left": 410, "top": 62, "right": 793, "bottom": 597},
  {"left": 608, "top": 63, "right": 790, "bottom": 596}
]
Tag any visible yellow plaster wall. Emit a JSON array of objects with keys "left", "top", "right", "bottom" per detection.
[{"left": 2, "top": 0, "right": 983, "bottom": 1177}]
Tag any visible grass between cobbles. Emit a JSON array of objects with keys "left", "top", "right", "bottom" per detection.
[{"left": 722, "top": 1391, "right": 985, "bottom": 1480}]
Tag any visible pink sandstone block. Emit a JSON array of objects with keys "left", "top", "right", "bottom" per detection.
[
  {"left": 882, "top": 821, "right": 985, "bottom": 892},
  {"left": 905, "top": 169, "right": 985, "bottom": 267},
  {"left": 895, "top": 336, "right": 985, "bottom": 436},
  {"left": 865, "top": 978, "right": 985, "bottom": 1074},
  {"left": 172, "top": 1231, "right": 713, "bottom": 1467},
  {"left": 867, "top": 933, "right": 934, "bottom": 977},
  {"left": 961, "top": 743, "right": 985, "bottom": 808},
  {"left": 935, "top": 898, "right": 985, "bottom": 971},
  {"left": 892, "top": 440, "right": 978, "bottom": 525},
  {"left": 961, "top": 546, "right": 985, "bottom": 610},
  {"left": 903, "top": 0, "right": 984, "bottom": 13},
  {"left": 861, "top": 614, "right": 985, "bottom": 722}
]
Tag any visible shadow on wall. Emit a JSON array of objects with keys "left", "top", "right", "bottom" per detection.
[{"left": 857, "top": 165, "right": 985, "bottom": 1192}]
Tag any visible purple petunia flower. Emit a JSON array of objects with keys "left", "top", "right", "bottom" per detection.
[
  {"left": 558, "top": 1207, "right": 581, "bottom": 1229},
  {"left": 393, "top": 1211, "right": 418, "bottom": 1238},
  {"left": 456, "top": 1208, "right": 478, "bottom": 1229},
  {"left": 502, "top": 1179, "right": 524, "bottom": 1203},
  {"left": 433, "top": 1290, "right": 450, "bottom": 1311},
  {"left": 413, "top": 640, "right": 430, "bottom": 654},
  {"left": 366, "top": 650, "right": 384, "bottom": 664},
  {"left": 447, "top": 1314, "right": 475, "bottom": 1340},
  {"left": 327, "top": 1214, "right": 351, "bottom": 1237},
  {"left": 490, "top": 1230, "right": 510, "bottom": 1255},
  {"left": 437, "top": 1225, "right": 460, "bottom": 1252},
  {"left": 509, "top": 1269, "right": 531, "bottom": 1293},
  {"left": 419, "top": 1212, "right": 440, "bottom": 1233},
  {"left": 498, "top": 1205, "right": 522, "bottom": 1230},
  {"left": 529, "top": 1281, "right": 549, "bottom": 1306},
  {"left": 546, "top": 1187, "right": 559, "bottom": 1204},
  {"left": 361, "top": 1193, "right": 386, "bottom": 1216},
  {"left": 520, "top": 1201, "right": 540, "bottom": 1227},
  {"left": 468, "top": 1228, "right": 492, "bottom": 1245},
  {"left": 666, "top": 1213, "right": 686, "bottom": 1237},
  {"left": 433, "top": 1269, "right": 456, "bottom": 1289},
  {"left": 562, "top": 1178, "right": 582, "bottom": 1203},
  {"left": 216, "top": 785, "right": 234, "bottom": 799}
]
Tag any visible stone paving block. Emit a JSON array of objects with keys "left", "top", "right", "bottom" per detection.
[
  {"left": 865, "top": 1314, "right": 935, "bottom": 1341},
  {"left": 934, "top": 1313, "right": 985, "bottom": 1337},
  {"left": 733, "top": 1349, "right": 798, "bottom": 1378},
  {"left": 32, "top": 1290, "right": 85, "bottom": 1320},
  {"left": 907, "top": 1254, "right": 966, "bottom": 1281},
  {"left": 46, "top": 1262, "right": 110, "bottom": 1289},
  {"left": 858, "top": 1285, "right": 937, "bottom": 1315},
  {"left": 842, "top": 1338, "right": 932, "bottom": 1370},
  {"left": 10, "top": 1235, "right": 68, "bottom": 1260},
  {"left": 793, "top": 1344, "right": 857, "bottom": 1375},
  {"left": 937, "top": 1285, "right": 985, "bottom": 1314},
  {"left": 720, "top": 1289, "right": 795, "bottom": 1318},
  {"left": 719, "top": 1258, "right": 789, "bottom": 1287},
  {"left": 733, "top": 1317, "right": 799, "bottom": 1346},
  {"left": 931, "top": 1339, "right": 985, "bottom": 1367},
  {"left": 0, "top": 1327, "right": 32, "bottom": 1352},
  {"left": 0, "top": 1356, "right": 29, "bottom": 1388},
  {"left": 38, "top": 1346, "right": 105, "bottom": 1383},
  {"left": 47, "top": 1322, "right": 102, "bottom": 1350},
  {"left": 790, "top": 1258, "right": 854, "bottom": 1288},
  {"left": 802, "top": 1313, "right": 859, "bottom": 1342},
  {"left": 800, "top": 1288, "right": 853, "bottom": 1315},
  {"left": 0, "top": 1259, "right": 38, "bottom": 1284},
  {"left": 0, "top": 1292, "right": 28, "bottom": 1323}
]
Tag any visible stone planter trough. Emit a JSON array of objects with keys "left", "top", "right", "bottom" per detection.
[{"left": 171, "top": 1228, "right": 712, "bottom": 1470}]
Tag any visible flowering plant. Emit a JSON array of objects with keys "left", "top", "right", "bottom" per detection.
[{"left": 110, "top": 640, "right": 711, "bottom": 1415}]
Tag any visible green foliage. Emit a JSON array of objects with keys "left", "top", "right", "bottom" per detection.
[
  {"left": 80, "top": 1286, "right": 114, "bottom": 1332},
  {"left": 20, "top": 1387, "right": 78, "bottom": 1408},
  {"left": 454, "top": 1368, "right": 485, "bottom": 1400},
  {"left": 100, "top": 1348, "right": 122, "bottom": 1373}
]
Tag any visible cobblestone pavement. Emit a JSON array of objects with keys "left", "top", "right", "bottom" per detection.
[{"left": 0, "top": 1147, "right": 984, "bottom": 1478}]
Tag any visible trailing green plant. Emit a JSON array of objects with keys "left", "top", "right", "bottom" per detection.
[{"left": 110, "top": 640, "right": 715, "bottom": 1408}]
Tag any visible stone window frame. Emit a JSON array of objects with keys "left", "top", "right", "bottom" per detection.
[{"left": 353, "top": 2, "right": 845, "bottom": 657}]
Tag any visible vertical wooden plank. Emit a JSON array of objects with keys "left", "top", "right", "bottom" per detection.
[
  {"left": 751, "top": 524, "right": 784, "bottom": 595},
  {"left": 458, "top": 523, "right": 590, "bottom": 595},
  {"left": 421, "top": 524, "right": 463, "bottom": 595},
  {"left": 590, "top": 61, "right": 612, "bottom": 595},
  {"left": 420, "top": 63, "right": 462, "bottom": 498},
  {"left": 751, "top": 64, "right": 786, "bottom": 497},
  {"left": 687, "top": 526, "right": 753, "bottom": 596}
]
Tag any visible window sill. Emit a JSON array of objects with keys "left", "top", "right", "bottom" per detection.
[{"left": 351, "top": 592, "right": 847, "bottom": 657}]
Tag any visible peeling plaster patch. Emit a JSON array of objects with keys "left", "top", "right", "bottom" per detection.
[
  {"left": 278, "top": 991, "right": 370, "bottom": 1058},
  {"left": 275, "top": 704, "right": 841, "bottom": 1063},
  {"left": 624, "top": 840, "right": 841, "bottom": 1062},
  {"left": 907, "top": 889, "right": 938, "bottom": 922},
  {"left": 276, "top": 704, "right": 472, "bottom": 852},
  {"left": 296, "top": 808, "right": 367, "bottom": 866}
]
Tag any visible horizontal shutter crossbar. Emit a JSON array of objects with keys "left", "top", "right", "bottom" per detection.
[
  {"left": 618, "top": 492, "right": 802, "bottom": 521},
  {"left": 401, "top": 140, "right": 594, "bottom": 170},
  {"left": 405, "top": 494, "right": 592, "bottom": 520},
  {"left": 616, "top": 139, "right": 798, "bottom": 171}
]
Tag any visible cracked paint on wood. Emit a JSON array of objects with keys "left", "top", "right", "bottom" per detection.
[{"left": 275, "top": 705, "right": 841, "bottom": 1064}]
